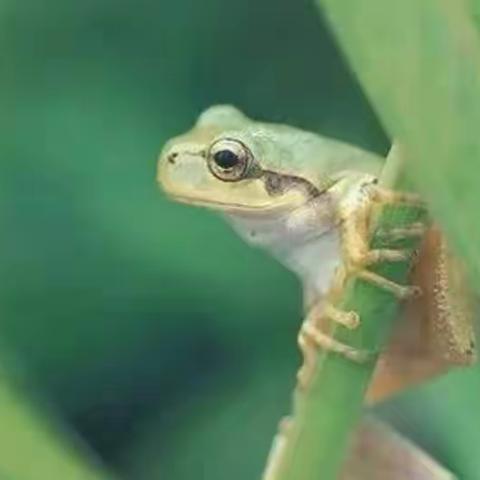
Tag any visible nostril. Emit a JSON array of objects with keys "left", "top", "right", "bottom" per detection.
[{"left": 167, "top": 152, "right": 178, "bottom": 164}]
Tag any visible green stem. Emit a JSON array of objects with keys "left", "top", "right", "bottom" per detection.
[{"left": 267, "top": 145, "right": 426, "bottom": 480}]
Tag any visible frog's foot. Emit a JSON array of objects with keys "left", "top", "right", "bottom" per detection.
[
  {"left": 300, "top": 320, "right": 370, "bottom": 365},
  {"left": 357, "top": 270, "right": 421, "bottom": 299},
  {"left": 297, "top": 301, "right": 360, "bottom": 388},
  {"left": 345, "top": 247, "right": 422, "bottom": 299},
  {"left": 316, "top": 302, "right": 360, "bottom": 329},
  {"left": 340, "top": 187, "right": 425, "bottom": 300},
  {"left": 341, "top": 223, "right": 422, "bottom": 298}
]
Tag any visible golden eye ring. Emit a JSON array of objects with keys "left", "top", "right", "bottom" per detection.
[{"left": 207, "top": 138, "right": 252, "bottom": 182}]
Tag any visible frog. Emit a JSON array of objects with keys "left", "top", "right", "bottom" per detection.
[{"left": 158, "top": 104, "right": 475, "bottom": 398}]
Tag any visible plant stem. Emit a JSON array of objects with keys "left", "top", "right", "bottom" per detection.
[{"left": 264, "top": 145, "right": 426, "bottom": 480}]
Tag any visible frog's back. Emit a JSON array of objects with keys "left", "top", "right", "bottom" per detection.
[
  {"left": 250, "top": 121, "right": 384, "bottom": 185},
  {"left": 196, "top": 105, "right": 385, "bottom": 191}
]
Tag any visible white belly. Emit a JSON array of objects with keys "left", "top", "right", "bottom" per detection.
[
  {"left": 226, "top": 200, "right": 342, "bottom": 296},
  {"left": 277, "top": 230, "right": 341, "bottom": 295}
]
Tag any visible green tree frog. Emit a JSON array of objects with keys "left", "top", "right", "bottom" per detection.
[{"left": 158, "top": 105, "right": 475, "bottom": 398}]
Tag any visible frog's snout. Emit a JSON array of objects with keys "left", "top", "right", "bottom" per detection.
[
  {"left": 157, "top": 143, "right": 209, "bottom": 198},
  {"left": 161, "top": 143, "right": 183, "bottom": 167}
]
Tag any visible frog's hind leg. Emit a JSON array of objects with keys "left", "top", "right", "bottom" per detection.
[
  {"left": 297, "top": 279, "right": 371, "bottom": 390},
  {"left": 366, "top": 226, "right": 477, "bottom": 403}
]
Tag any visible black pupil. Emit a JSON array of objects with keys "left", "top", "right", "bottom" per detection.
[{"left": 213, "top": 149, "right": 240, "bottom": 169}]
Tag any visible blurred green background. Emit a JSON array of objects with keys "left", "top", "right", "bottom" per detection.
[{"left": 2, "top": 0, "right": 480, "bottom": 479}]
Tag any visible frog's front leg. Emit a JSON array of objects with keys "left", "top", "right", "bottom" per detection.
[{"left": 339, "top": 183, "right": 425, "bottom": 298}]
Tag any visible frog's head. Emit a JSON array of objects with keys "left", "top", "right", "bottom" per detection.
[{"left": 158, "top": 105, "right": 318, "bottom": 215}]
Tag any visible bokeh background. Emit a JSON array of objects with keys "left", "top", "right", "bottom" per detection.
[{"left": 2, "top": 0, "right": 480, "bottom": 479}]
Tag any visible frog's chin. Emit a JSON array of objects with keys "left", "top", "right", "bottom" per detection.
[{"left": 165, "top": 193, "right": 306, "bottom": 217}]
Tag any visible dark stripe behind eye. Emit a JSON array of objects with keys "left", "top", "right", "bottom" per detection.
[{"left": 262, "top": 170, "right": 321, "bottom": 198}]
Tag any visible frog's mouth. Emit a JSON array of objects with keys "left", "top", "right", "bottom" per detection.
[{"left": 165, "top": 191, "right": 309, "bottom": 216}]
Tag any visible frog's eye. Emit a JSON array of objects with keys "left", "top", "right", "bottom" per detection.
[{"left": 207, "top": 138, "right": 252, "bottom": 182}]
